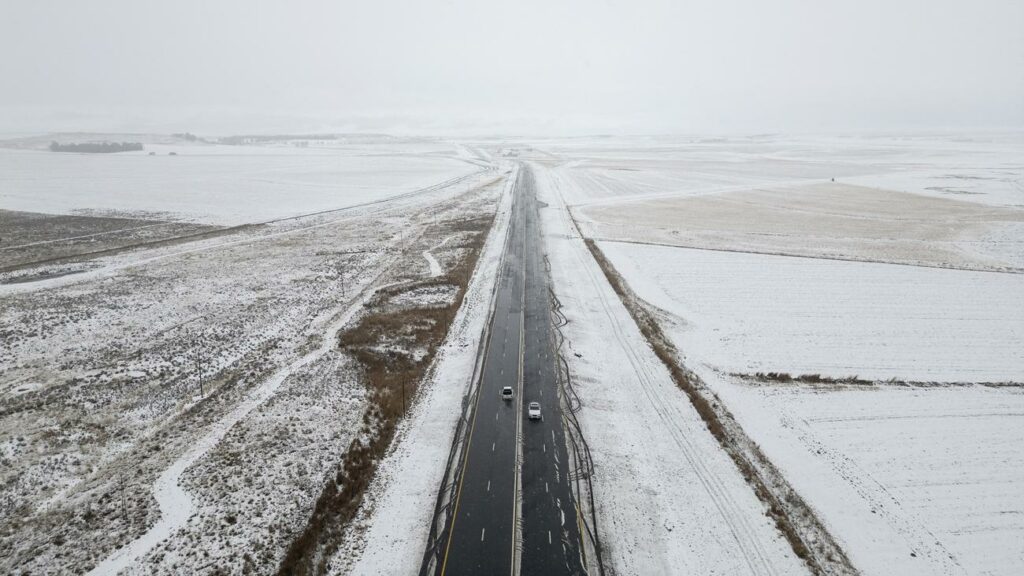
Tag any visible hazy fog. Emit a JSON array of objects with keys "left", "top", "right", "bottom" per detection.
[{"left": 1, "top": 0, "right": 1021, "bottom": 135}]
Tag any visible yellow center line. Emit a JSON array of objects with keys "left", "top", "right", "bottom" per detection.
[
  {"left": 440, "top": 171, "right": 523, "bottom": 575},
  {"left": 439, "top": 367, "right": 482, "bottom": 576}
]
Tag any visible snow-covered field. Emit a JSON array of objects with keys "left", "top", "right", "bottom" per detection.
[
  {"left": 597, "top": 240, "right": 1024, "bottom": 575},
  {"left": 0, "top": 136, "right": 504, "bottom": 575},
  {"left": 599, "top": 243, "right": 1024, "bottom": 382},
  {"left": 531, "top": 133, "right": 1024, "bottom": 576},
  {"left": 542, "top": 133, "right": 1024, "bottom": 209},
  {"left": 5, "top": 131, "right": 1023, "bottom": 576},
  {"left": 326, "top": 165, "right": 516, "bottom": 575},
  {"left": 580, "top": 182, "right": 1024, "bottom": 271},
  {"left": 556, "top": 133, "right": 1024, "bottom": 272},
  {"left": 533, "top": 161, "right": 811, "bottom": 576},
  {"left": 0, "top": 136, "right": 481, "bottom": 224},
  {"left": 709, "top": 380, "right": 1024, "bottom": 576}
]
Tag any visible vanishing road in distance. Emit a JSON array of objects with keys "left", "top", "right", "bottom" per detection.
[{"left": 436, "top": 164, "right": 586, "bottom": 576}]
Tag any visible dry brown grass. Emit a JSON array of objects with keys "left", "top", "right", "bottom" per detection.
[
  {"left": 739, "top": 372, "right": 1023, "bottom": 389},
  {"left": 276, "top": 215, "right": 492, "bottom": 576},
  {"left": 753, "top": 372, "right": 872, "bottom": 386}
]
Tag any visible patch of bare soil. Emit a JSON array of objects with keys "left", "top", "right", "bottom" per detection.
[{"left": 0, "top": 209, "right": 223, "bottom": 272}]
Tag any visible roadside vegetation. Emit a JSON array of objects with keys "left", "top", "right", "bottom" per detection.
[
  {"left": 276, "top": 215, "right": 494, "bottom": 576},
  {"left": 737, "top": 371, "right": 1023, "bottom": 388}
]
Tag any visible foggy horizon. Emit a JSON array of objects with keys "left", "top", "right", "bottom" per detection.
[{"left": 2, "top": 0, "right": 1022, "bottom": 136}]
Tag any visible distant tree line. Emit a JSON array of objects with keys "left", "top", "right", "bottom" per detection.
[
  {"left": 49, "top": 141, "right": 144, "bottom": 153},
  {"left": 172, "top": 132, "right": 198, "bottom": 141}
]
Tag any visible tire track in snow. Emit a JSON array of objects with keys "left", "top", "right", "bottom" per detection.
[{"left": 777, "top": 408, "right": 966, "bottom": 575}]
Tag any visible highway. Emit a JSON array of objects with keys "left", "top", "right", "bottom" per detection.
[{"left": 437, "top": 164, "right": 586, "bottom": 575}]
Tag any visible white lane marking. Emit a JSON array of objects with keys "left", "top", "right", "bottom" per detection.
[
  {"left": 545, "top": 482, "right": 549, "bottom": 493},
  {"left": 492, "top": 442, "right": 495, "bottom": 452},
  {"left": 548, "top": 530, "right": 552, "bottom": 545},
  {"left": 543, "top": 443, "right": 546, "bottom": 453},
  {"left": 481, "top": 528, "right": 486, "bottom": 542},
  {"left": 495, "top": 411, "right": 499, "bottom": 421},
  {"left": 487, "top": 480, "right": 491, "bottom": 492}
]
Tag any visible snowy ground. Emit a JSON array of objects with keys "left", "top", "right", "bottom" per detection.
[
  {"left": 579, "top": 182, "right": 1024, "bottom": 272},
  {"left": 599, "top": 243, "right": 1024, "bottom": 382},
  {"left": 596, "top": 241, "right": 1024, "bottom": 575},
  {"left": 0, "top": 137, "right": 503, "bottom": 575},
  {"left": 544, "top": 133, "right": 1024, "bottom": 272},
  {"left": 532, "top": 160, "right": 811, "bottom": 576},
  {"left": 539, "top": 133, "right": 1024, "bottom": 209},
  {"left": 533, "top": 133, "right": 1024, "bottom": 576},
  {"left": 706, "top": 380, "right": 1024, "bottom": 576},
  {"left": 6, "top": 132, "right": 1023, "bottom": 576},
  {"left": 325, "top": 164, "right": 516, "bottom": 575},
  {"left": 0, "top": 135, "right": 481, "bottom": 225}
]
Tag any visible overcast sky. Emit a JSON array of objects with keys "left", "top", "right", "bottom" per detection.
[{"left": 1, "top": 0, "right": 1021, "bottom": 135}]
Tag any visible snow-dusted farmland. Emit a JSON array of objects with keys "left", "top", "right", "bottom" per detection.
[
  {"left": 0, "top": 138, "right": 480, "bottom": 224},
  {"left": 549, "top": 133, "right": 1024, "bottom": 271},
  {"left": 0, "top": 135, "right": 505, "bottom": 576},
  {"left": 599, "top": 242, "right": 1024, "bottom": 382},
  {"left": 538, "top": 133, "right": 1024, "bottom": 576},
  {"left": 544, "top": 133, "right": 1024, "bottom": 210},
  {"left": 579, "top": 182, "right": 1024, "bottom": 272},
  {"left": 531, "top": 161, "right": 812, "bottom": 576},
  {"left": 710, "top": 381, "right": 1024, "bottom": 576},
  {"left": 596, "top": 240, "right": 1024, "bottom": 574}
]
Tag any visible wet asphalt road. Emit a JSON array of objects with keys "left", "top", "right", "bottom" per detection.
[{"left": 438, "top": 164, "right": 585, "bottom": 576}]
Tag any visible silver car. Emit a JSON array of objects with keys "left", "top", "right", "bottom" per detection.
[{"left": 528, "top": 401, "right": 541, "bottom": 420}]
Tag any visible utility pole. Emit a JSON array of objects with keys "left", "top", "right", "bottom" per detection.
[
  {"left": 193, "top": 335, "right": 204, "bottom": 398},
  {"left": 119, "top": 474, "right": 129, "bottom": 529}
]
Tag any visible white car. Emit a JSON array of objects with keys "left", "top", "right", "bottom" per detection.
[
  {"left": 528, "top": 402, "right": 541, "bottom": 420},
  {"left": 501, "top": 386, "right": 514, "bottom": 401}
]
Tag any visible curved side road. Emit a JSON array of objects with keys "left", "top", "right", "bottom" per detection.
[{"left": 87, "top": 272, "right": 398, "bottom": 575}]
